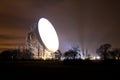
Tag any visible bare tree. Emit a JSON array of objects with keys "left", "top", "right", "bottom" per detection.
[
  {"left": 96, "top": 43, "right": 111, "bottom": 60},
  {"left": 64, "top": 47, "right": 81, "bottom": 59},
  {"left": 110, "top": 48, "right": 120, "bottom": 60}
]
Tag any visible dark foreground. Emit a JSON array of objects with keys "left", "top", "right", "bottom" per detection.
[{"left": 0, "top": 59, "right": 120, "bottom": 79}]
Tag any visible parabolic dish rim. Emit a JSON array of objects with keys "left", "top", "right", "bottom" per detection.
[{"left": 38, "top": 18, "right": 59, "bottom": 52}]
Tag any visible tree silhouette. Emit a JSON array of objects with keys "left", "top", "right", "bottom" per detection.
[
  {"left": 64, "top": 50, "right": 75, "bottom": 59},
  {"left": 110, "top": 48, "right": 120, "bottom": 60},
  {"left": 0, "top": 49, "right": 33, "bottom": 60},
  {"left": 0, "top": 50, "right": 13, "bottom": 60},
  {"left": 96, "top": 43, "right": 111, "bottom": 60},
  {"left": 64, "top": 47, "right": 81, "bottom": 59},
  {"left": 54, "top": 50, "right": 62, "bottom": 60}
]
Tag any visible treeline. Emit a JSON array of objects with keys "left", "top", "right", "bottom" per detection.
[
  {"left": 0, "top": 49, "right": 33, "bottom": 60},
  {"left": 63, "top": 43, "right": 120, "bottom": 60},
  {"left": 0, "top": 43, "right": 120, "bottom": 60},
  {"left": 96, "top": 43, "right": 120, "bottom": 60}
]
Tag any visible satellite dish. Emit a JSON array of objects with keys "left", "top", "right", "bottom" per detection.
[{"left": 38, "top": 18, "right": 59, "bottom": 52}]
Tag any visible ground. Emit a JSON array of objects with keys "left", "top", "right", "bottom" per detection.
[{"left": 0, "top": 59, "right": 119, "bottom": 79}]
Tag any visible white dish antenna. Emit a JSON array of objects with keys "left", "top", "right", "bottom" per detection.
[{"left": 38, "top": 18, "right": 59, "bottom": 52}]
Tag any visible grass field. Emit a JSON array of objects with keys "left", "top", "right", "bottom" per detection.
[{"left": 0, "top": 59, "right": 119, "bottom": 79}]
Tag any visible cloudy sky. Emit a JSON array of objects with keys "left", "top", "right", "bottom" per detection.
[{"left": 0, "top": 0, "right": 120, "bottom": 55}]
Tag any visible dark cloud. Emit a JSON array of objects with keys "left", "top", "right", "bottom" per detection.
[
  {"left": 0, "top": 34, "right": 24, "bottom": 40},
  {"left": 0, "top": 13, "right": 29, "bottom": 26},
  {"left": 25, "top": 0, "right": 64, "bottom": 8},
  {"left": 0, "top": 43, "right": 24, "bottom": 46}
]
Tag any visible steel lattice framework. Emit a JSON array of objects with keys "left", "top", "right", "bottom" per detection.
[{"left": 26, "top": 24, "right": 54, "bottom": 59}]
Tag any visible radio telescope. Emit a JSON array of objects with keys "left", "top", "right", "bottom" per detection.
[{"left": 26, "top": 18, "right": 59, "bottom": 59}]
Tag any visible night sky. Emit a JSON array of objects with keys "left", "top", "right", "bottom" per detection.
[{"left": 0, "top": 0, "right": 120, "bottom": 55}]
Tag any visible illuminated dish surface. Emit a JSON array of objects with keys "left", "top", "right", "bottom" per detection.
[{"left": 38, "top": 18, "right": 59, "bottom": 52}]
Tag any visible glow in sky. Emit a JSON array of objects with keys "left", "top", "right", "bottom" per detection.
[{"left": 0, "top": 0, "right": 120, "bottom": 55}]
